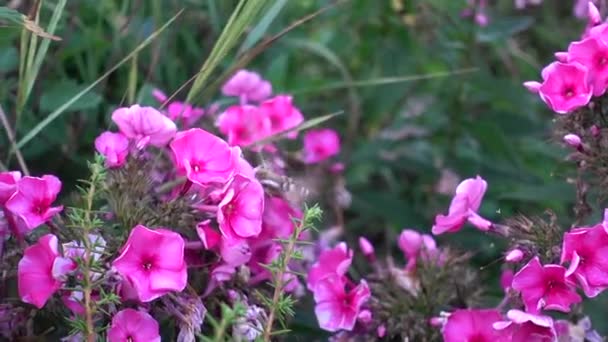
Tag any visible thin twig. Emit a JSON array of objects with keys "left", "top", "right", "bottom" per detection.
[{"left": 0, "top": 105, "right": 29, "bottom": 175}]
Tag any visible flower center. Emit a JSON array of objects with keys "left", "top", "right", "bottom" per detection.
[
  {"left": 126, "top": 337, "right": 134, "bottom": 342},
  {"left": 563, "top": 86, "right": 575, "bottom": 98},
  {"left": 141, "top": 258, "right": 154, "bottom": 271}
]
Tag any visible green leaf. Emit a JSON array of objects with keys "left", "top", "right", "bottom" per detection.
[
  {"left": 15, "top": 9, "right": 183, "bottom": 150},
  {"left": 0, "top": 47, "right": 18, "bottom": 72},
  {"left": 39, "top": 80, "right": 102, "bottom": 112},
  {"left": 476, "top": 16, "right": 534, "bottom": 42},
  {"left": 238, "top": 0, "right": 288, "bottom": 53}
]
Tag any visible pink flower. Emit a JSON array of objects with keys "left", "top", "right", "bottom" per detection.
[
  {"left": 511, "top": 256, "right": 581, "bottom": 314},
  {"left": 563, "top": 133, "right": 583, "bottom": 150},
  {"left": 217, "top": 105, "right": 271, "bottom": 147},
  {"left": 261, "top": 196, "right": 301, "bottom": 239},
  {"left": 259, "top": 95, "right": 304, "bottom": 137},
  {"left": 112, "top": 225, "right": 187, "bottom": 302},
  {"left": 6, "top": 175, "right": 63, "bottom": 232},
  {"left": 500, "top": 269, "right": 515, "bottom": 292},
  {"left": 358, "top": 237, "right": 375, "bottom": 262},
  {"left": 493, "top": 309, "right": 556, "bottom": 342},
  {"left": 169, "top": 128, "right": 237, "bottom": 186},
  {"left": 18, "top": 234, "right": 74, "bottom": 308},
  {"left": 0, "top": 171, "right": 20, "bottom": 205},
  {"left": 525, "top": 62, "right": 592, "bottom": 114},
  {"left": 505, "top": 249, "right": 524, "bottom": 263},
  {"left": 94, "top": 131, "right": 129, "bottom": 168},
  {"left": 441, "top": 309, "right": 505, "bottom": 342},
  {"left": 219, "top": 235, "right": 252, "bottom": 267},
  {"left": 568, "top": 37, "right": 608, "bottom": 96},
  {"left": 432, "top": 175, "right": 491, "bottom": 235},
  {"left": 217, "top": 175, "right": 264, "bottom": 239},
  {"left": 307, "top": 242, "right": 353, "bottom": 291},
  {"left": 196, "top": 220, "right": 221, "bottom": 249},
  {"left": 303, "top": 129, "right": 341, "bottom": 164},
  {"left": 111, "top": 104, "right": 177, "bottom": 148},
  {"left": 561, "top": 221, "right": 608, "bottom": 297},
  {"left": 151, "top": 89, "right": 205, "bottom": 127},
  {"left": 221, "top": 69, "right": 272, "bottom": 103},
  {"left": 313, "top": 275, "right": 370, "bottom": 332},
  {"left": 107, "top": 308, "right": 161, "bottom": 342},
  {"left": 398, "top": 229, "right": 438, "bottom": 271}
]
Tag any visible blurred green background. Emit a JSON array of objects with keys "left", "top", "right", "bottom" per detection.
[{"left": 1, "top": 0, "right": 606, "bottom": 336}]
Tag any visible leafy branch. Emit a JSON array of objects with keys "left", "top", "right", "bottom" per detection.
[{"left": 261, "top": 204, "right": 322, "bottom": 341}]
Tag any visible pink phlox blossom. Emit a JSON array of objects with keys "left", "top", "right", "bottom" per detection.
[
  {"left": 307, "top": 242, "right": 353, "bottom": 291},
  {"left": 94, "top": 131, "right": 129, "bottom": 168},
  {"left": 313, "top": 275, "right": 370, "bottom": 332},
  {"left": 111, "top": 104, "right": 177, "bottom": 149},
  {"left": 441, "top": 308, "right": 507, "bottom": 342},
  {"left": 302, "top": 129, "right": 341, "bottom": 164},
  {"left": 107, "top": 308, "right": 161, "bottom": 342},
  {"left": 221, "top": 69, "right": 272, "bottom": 104},
  {"left": 5, "top": 175, "right": 63, "bottom": 233}
]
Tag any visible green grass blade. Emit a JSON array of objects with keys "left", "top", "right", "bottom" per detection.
[
  {"left": 185, "top": 0, "right": 269, "bottom": 104},
  {"left": 238, "top": 0, "right": 288, "bottom": 54},
  {"left": 247, "top": 110, "right": 343, "bottom": 148},
  {"left": 15, "top": 9, "right": 183, "bottom": 150},
  {"left": 291, "top": 67, "right": 479, "bottom": 93},
  {"left": 20, "top": 0, "right": 67, "bottom": 114}
]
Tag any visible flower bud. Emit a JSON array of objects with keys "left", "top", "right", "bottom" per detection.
[
  {"left": 358, "top": 237, "right": 376, "bottom": 262},
  {"left": 554, "top": 52, "right": 569, "bottom": 62},
  {"left": 563, "top": 134, "right": 583, "bottom": 151},
  {"left": 505, "top": 249, "right": 524, "bottom": 263}
]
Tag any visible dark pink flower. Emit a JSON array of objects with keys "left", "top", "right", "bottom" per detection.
[
  {"left": 493, "top": 310, "right": 556, "bottom": 342},
  {"left": 303, "top": 129, "right": 341, "bottom": 164},
  {"left": 0, "top": 171, "right": 20, "bottom": 205},
  {"left": 307, "top": 242, "right": 353, "bottom": 291},
  {"left": 561, "top": 222, "right": 608, "bottom": 297},
  {"left": 524, "top": 62, "right": 592, "bottom": 114},
  {"left": 259, "top": 95, "right": 304, "bottom": 138},
  {"left": 511, "top": 257, "right": 581, "bottom": 314},
  {"left": 219, "top": 235, "right": 252, "bottom": 267},
  {"left": 398, "top": 229, "right": 438, "bottom": 271},
  {"left": 94, "top": 131, "right": 129, "bottom": 168},
  {"left": 217, "top": 174, "right": 264, "bottom": 239},
  {"left": 313, "top": 275, "right": 370, "bottom": 332},
  {"left": 432, "top": 176, "right": 490, "bottom": 235},
  {"left": 441, "top": 309, "right": 505, "bottom": 342},
  {"left": 112, "top": 225, "right": 187, "bottom": 302},
  {"left": 221, "top": 69, "right": 272, "bottom": 103},
  {"left": 568, "top": 36, "right": 608, "bottom": 96},
  {"left": 167, "top": 102, "right": 205, "bottom": 125},
  {"left": 111, "top": 104, "right": 177, "bottom": 148},
  {"left": 18, "top": 234, "right": 74, "bottom": 308},
  {"left": 5, "top": 175, "right": 63, "bottom": 232},
  {"left": 500, "top": 269, "right": 514, "bottom": 292},
  {"left": 169, "top": 128, "right": 237, "bottom": 186},
  {"left": 217, "top": 105, "right": 271, "bottom": 147},
  {"left": 107, "top": 308, "right": 161, "bottom": 342},
  {"left": 261, "top": 196, "right": 301, "bottom": 239},
  {"left": 196, "top": 220, "right": 221, "bottom": 249}
]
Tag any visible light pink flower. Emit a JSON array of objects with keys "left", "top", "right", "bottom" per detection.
[
  {"left": 568, "top": 36, "right": 608, "bottom": 96},
  {"left": 493, "top": 309, "right": 556, "bottom": 342},
  {"left": 563, "top": 133, "right": 583, "bottom": 149},
  {"left": 169, "top": 128, "right": 237, "bottom": 186},
  {"left": 111, "top": 104, "right": 177, "bottom": 149},
  {"left": 303, "top": 129, "right": 341, "bottom": 164},
  {"left": 259, "top": 95, "right": 304, "bottom": 138},
  {"left": 0, "top": 171, "right": 20, "bottom": 204},
  {"left": 112, "top": 225, "right": 187, "bottom": 302},
  {"left": 307, "top": 242, "right": 353, "bottom": 291},
  {"left": 505, "top": 249, "right": 524, "bottom": 263},
  {"left": 442, "top": 309, "right": 506, "bottom": 342},
  {"left": 514, "top": 0, "right": 542, "bottom": 9},
  {"left": 107, "top": 308, "right": 161, "bottom": 342},
  {"left": 218, "top": 175, "right": 264, "bottom": 239},
  {"left": 221, "top": 69, "right": 272, "bottom": 103},
  {"left": 358, "top": 237, "right": 375, "bottom": 261},
  {"left": 94, "top": 131, "right": 129, "bottom": 168},
  {"left": 217, "top": 105, "right": 271, "bottom": 147},
  {"left": 313, "top": 275, "right": 370, "bottom": 332},
  {"left": 575, "top": 0, "right": 600, "bottom": 20},
  {"left": 18, "top": 234, "right": 74, "bottom": 308},
  {"left": 511, "top": 256, "right": 581, "bottom": 314},
  {"left": 5, "top": 175, "right": 63, "bottom": 232},
  {"left": 561, "top": 221, "right": 608, "bottom": 297},
  {"left": 151, "top": 89, "right": 206, "bottom": 126},
  {"left": 432, "top": 175, "right": 491, "bottom": 235},
  {"left": 525, "top": 62, "right": 592, "bottom": 114},
  {"left": 398, "top": 229, "right": 438, "bottom": 271}
]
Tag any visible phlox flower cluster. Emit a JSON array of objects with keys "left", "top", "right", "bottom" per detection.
[{"left": 0, "top": 69, "right": 346, "bottom": 341}]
